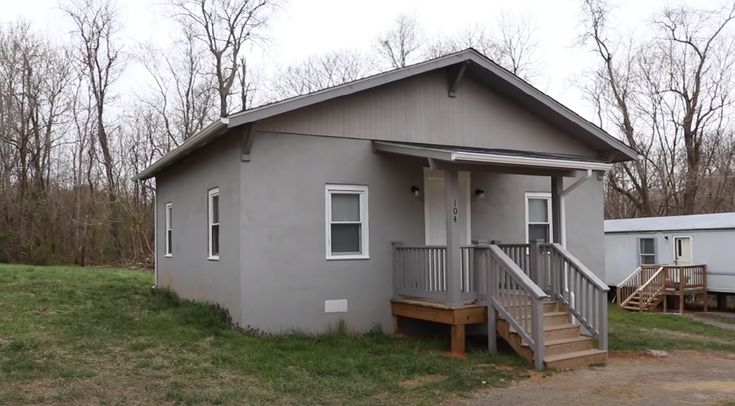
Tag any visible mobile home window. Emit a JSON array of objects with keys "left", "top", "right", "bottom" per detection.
[
  {"left": 526, "top": 193, "right": 552, "bottom": 243},
  {"left": 165, "top": 202, "right": 173, "bottom": 257},
  {"left": 639, "top": 238, "right": 656, "bottom": 265},
  {"left": 325, "top": 184, "right": 369, "bottom": 259},
  {"left": 208, "top": 188, "right": 220, "bottom": 260}
]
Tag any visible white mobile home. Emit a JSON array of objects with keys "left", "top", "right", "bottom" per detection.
[{"left": 605, "top": 213, "right": 735, "bottom": 296}]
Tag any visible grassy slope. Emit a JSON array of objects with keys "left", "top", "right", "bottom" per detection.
[
  {"left": 0, "top": 264, "right": 524, "bottom": 405},
  {"left": 608, "top": 305, "right": 735, "bottom": 352}
]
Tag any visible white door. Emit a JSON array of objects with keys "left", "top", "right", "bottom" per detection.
[
  {"left": 423, "top": 168, "right": 471, "bottom": 245},
  {"left": 673, "top": 236, "right": 692, "bottom": 265}
]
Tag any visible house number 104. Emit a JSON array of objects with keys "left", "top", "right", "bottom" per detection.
[{"left": 452, "top": 200, "right": 458, "bottom": 223}]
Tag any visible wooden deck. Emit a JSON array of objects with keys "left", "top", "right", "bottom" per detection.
[
  {"left": 618, "top": 264, "right": 707, "bottom": 313},
  {"left": 390, "top": 298, "right": 487, "bottom": 355}
]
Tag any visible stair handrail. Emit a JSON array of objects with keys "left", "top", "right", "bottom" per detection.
[
  {"left": 628, "top": 266, "right": 666, "bottom": 310},
  {"left": 616, "top": 265, "right": 661, "bottom": 306},
  {"left": 617, "top": 266, "right": 643, "bottom": 289},
  {"left": 544, "top": 243, "right": 609, "bottom": 352},
  {"left": 487, "top": 244, "right": 548, "bottom": 369},
  {"left": 619, "top": 266, "right": 664, "bottom": 308}
]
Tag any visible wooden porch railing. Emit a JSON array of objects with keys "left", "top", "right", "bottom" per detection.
[
  {"left": 392, "top": 241, "right": 609, "bottom": 366},
  {"left": 617, "top": 265, "right": 662, "bottom": 305},
  {"left": 541, "top": 243, "right": 609, "bottom": 351},
  {"left": 487, "top": 245, "right": 548, "bottom": 369},
  {"left": 392, "top": 244, "right": 482, "bottom": 302}
]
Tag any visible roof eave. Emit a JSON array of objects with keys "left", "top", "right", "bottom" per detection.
[{"left": 134, "top": 117, "right": 230, "bottom": 181}]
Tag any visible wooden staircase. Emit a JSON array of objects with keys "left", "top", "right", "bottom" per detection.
[
  {"left": 620, "top": 289, "right": 665, "bottom": 312},
  {"left": 495, "top": 299, "right": 607, "bottom": 369},
  {"left": 617, "top": 265, "right": 666, "bottom": 312}
]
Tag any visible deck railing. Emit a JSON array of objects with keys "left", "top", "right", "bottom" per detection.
[{"left": 392, "top": 244, "right": 482, "bottom": 302}]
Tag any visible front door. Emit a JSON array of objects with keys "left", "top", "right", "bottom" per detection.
[
  {"left": 673, "top": 236, "right": 692, "bottom": 265},
  {"left": 423, "top": 168, "right": 471, "bottom": 245}
]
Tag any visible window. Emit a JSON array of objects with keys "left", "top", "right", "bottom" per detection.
[
  {"left": 208, "top": 188, "right": 220, "bottom": 260},
  {"left": 165, "top": 202, "right": 173, "bottom": 257},
  {"left": 325, "top": 184, "right": 369, "bottom": 259},
  {"left": 639, "top": 238, "right": 656, "bottom": 265},
  {"left": 525, "top": 193, "right": 552, "bottom": 243}
]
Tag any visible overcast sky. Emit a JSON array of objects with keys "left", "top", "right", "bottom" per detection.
[{"left": 2, "top": 0, "right": 727, "bottom": 122}]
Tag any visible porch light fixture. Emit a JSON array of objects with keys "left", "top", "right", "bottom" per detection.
[
  {"left": 411, "top": 186, "right": 421, "bottom": 197},
  {"left": 474, "top": 188, "right": 486, "bottom": 198}
]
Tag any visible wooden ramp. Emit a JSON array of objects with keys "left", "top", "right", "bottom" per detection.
[{"left": 495, "top": 298, "right": 607, "bottom": 369}]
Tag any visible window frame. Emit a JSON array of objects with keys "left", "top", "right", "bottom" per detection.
[
  {"left": 638, "top": 237, "right": 656, "bottom": 265},
  {"left": 164, "top": 202, "right": 173, "bottom": 257},
  {"left": 325, "top": 184, "right": 369, "bottom": 260},
  {"left": 207, "top": 187, "right": 220, "bottom": 261},
  {"left": 524, "top": 192, "right": 553, "bottom": 244}
]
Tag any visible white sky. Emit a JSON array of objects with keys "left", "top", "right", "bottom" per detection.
[{"left": 2, "top": 0, "right": 727, "bottom": 121}]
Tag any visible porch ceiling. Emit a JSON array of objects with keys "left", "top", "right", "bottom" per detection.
[{"left": 372, "top": 141, "right": 613, "bottom": 172}]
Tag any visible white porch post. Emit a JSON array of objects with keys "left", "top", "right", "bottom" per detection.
[
  {"left": 445, "top": 167, "right": 463, "bottom": 307},
  {"left": 551, "top": 175, "right": 563, "bottom": 244}
]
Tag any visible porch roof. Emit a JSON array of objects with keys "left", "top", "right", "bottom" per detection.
[{"left": 373, "top": 141, "right": 613, "bottom": 172}]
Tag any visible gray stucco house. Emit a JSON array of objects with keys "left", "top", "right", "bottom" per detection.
[{"left": 137, "top": 49, "right": 636, "bottom": 369}]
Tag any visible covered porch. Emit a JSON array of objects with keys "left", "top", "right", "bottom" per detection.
[{"left": 374, "top": 141, "right": 611, "bottom": 368}]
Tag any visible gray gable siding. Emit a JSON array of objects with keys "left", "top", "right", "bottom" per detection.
[{"left": 255, "top": 70, "right": 597, "bottom": 158}]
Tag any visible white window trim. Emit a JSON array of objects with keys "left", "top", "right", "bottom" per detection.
[
  {"left": 524, "top": 192, "right": 552, "bottom": 244},
  {"left": 164, "top": 202, "right": 173, "bottom": 257},
  {"left": 208, "top": 187, "right": 220, "bottom": 261},
  {"left": 638, "top": 237, "right": 656, "bottom": 265},
  {"left": 325, "top": 184, "right": 369, "bottom": 260}
]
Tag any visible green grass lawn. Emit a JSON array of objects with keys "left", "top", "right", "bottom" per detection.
[
  {"left": 608, "top": 305, "right": 735, "bottom": 352},
  {"left": 0, "top": 264, "right": 525, "bottom": 405}
]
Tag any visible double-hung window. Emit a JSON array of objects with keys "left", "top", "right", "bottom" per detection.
[
  {"left": 165, "top": 202, "right": 173, "bottom": 257},
  {"left": 208, "top": 188, "right": 220, "bottom": 260},
  {"left": 639, "top": 238, "right": 656, "bottom": 265},
  {"left": 526, "top": 192, "right": 552, "bottom": 243},
  {"left": 325, "top": 184, "right": 369, "bottom": 260}
]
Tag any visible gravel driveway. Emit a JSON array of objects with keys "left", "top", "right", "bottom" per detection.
[{"left": 455, "top": 351, "right": 735, "bottom": 406}]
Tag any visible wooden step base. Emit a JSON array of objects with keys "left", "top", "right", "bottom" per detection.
[
  {"left": 523, "top": 336, "right": 594, "bottom": 357},
  {"left": 544, "top": 349, "right": 607, "bottom": 369}
]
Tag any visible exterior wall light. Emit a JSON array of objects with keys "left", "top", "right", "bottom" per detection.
[
  {"left": 474, "top": 188, "right": 486, "bottom": 198},
  {"left": 411, "top": 186, "right": 421, "bottom": 196}
]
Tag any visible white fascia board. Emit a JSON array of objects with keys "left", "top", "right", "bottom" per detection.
[{"left": 450, "top": 151, "right": 613, "bottom": 171}]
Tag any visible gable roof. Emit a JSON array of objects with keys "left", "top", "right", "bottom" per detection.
[
  {"left": 136, "top": 48, "right": 637, "bottom": 180},
  {"left": 604, "top": 212, "right": 735, "bottom": 233}
]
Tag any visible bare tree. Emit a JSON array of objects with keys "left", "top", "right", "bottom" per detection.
[
  {"left": 62, "top": 0, "right": 123, "bottom": 255},
  {"left": 581, "top": 0, "right": 735, "bottom": 217},
  {"left": 171, "top": 0, "right": 275, "bottom": 116},
  {"left": 425, "top": 13, "right": 539, "bottom": 80},
  {"left": 376, "top": 13, "right": 422, "bottom": 69},
  {"left": 139, "top": 22, "right": 218, "bottom": 149},
  {"left": 271, "top": 50, "right": 376, "bottom": 99}
]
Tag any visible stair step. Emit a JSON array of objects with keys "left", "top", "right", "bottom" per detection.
[
  {"left": 521, "top": 335, "right": 594, "bottom": 355},
  {"left": 501, "top": 311, "right": 570, "bottom": 326},
  {"left": 509, "top": 322, "right": 580, "bottom": 340},
  {"left": 504, "top": 301, "right": 563, "bottom": 312},
  {"left": 544, "top": 349, "right": 607, "bottom": 369}
]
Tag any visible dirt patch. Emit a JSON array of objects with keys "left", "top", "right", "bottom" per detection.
[
  {"left": 457, "top": 351, "right": 735, "bottom": 406},
  {"left": 399, "top": 374, "right": 448, "bottom": 389}
]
